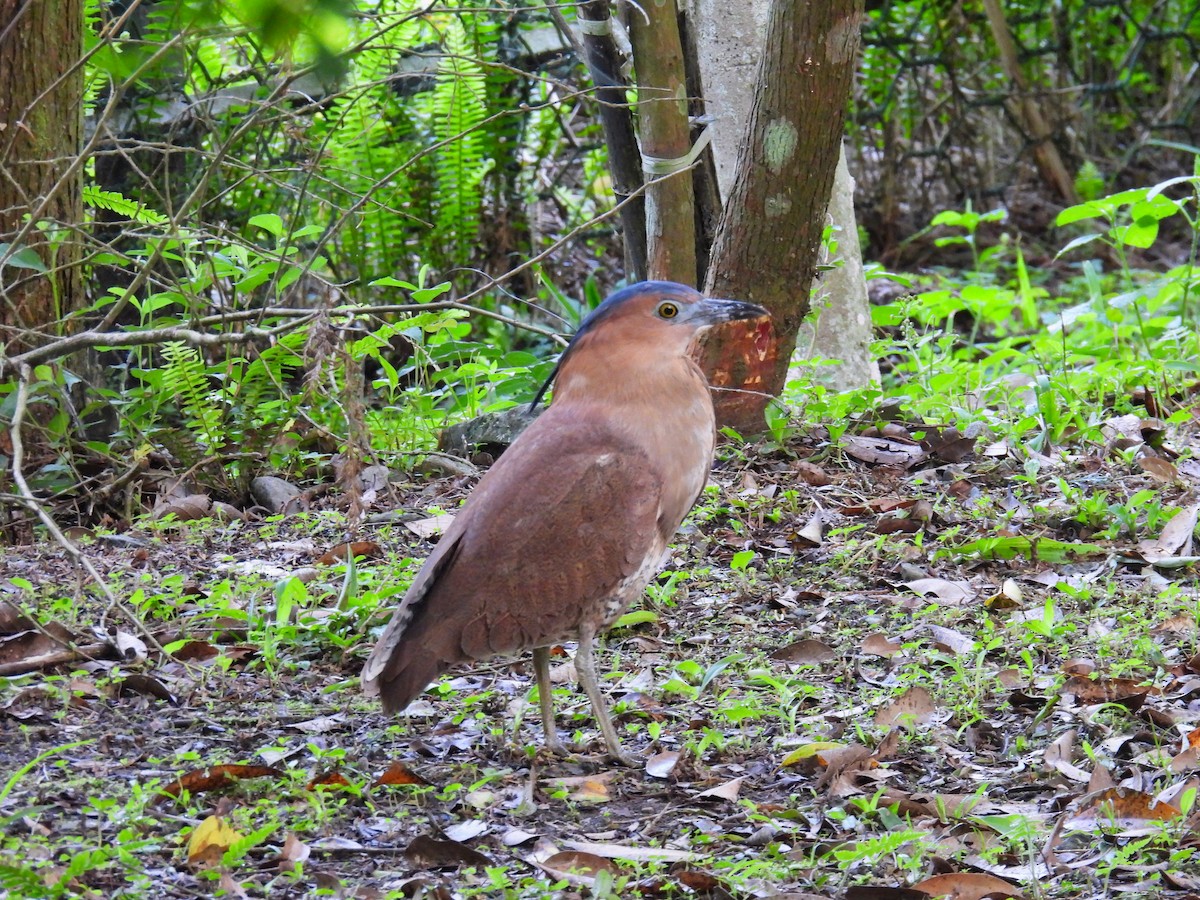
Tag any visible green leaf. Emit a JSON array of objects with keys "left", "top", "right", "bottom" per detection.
[
  {"left": 248, "top": 213, "right": 284, "bottom": 236},
  {"left": 1055, "top": 233, "right": 1104, "bottom": 258},
  {"left": 0, "top": 243, "right": 47, "bottom": 273},
  {"left": 730, "top": 549, "right": 756, "bottom": 571},
  {"left": 614, "top": 609, "right": 658, "bottom": 628},
  {"left": 940, "top": 536, "right": 1107, "bottom": 563}
]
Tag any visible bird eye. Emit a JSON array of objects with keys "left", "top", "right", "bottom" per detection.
[{"left": 658, "top": 302, "right": 679, "bottom": 319}]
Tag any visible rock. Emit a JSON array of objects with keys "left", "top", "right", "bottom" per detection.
[{"left": 250, "top": 476, "right": 301, "bottom": 513}]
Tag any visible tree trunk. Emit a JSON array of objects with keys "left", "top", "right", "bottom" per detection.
[
  {"left": 0, "top": 0, "right": 85, "bottom": 357},
  {"left": 577, "top": 0, "right": 648, "bottom": 282},
  {"left": 629, "top": 0, "right": 697, "bottom": 285},
  {"left": 698, "top": 0, "right": 863, "bottom": 432},
  {"left": 795, "top": 145, "right": 880, "bottom": 392}
]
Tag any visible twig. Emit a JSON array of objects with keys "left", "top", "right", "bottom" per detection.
[{"left": 0, "top": 642, "right": 114, "bottom": 678}]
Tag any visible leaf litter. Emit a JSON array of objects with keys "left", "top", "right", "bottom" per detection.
[{"left": 1, "top": 407, "right": 1199, "bottom": 897}]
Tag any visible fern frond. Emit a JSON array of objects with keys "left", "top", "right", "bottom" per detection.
[
  {"left": 161, "top": 342, "right": 225, "bottom": 451},
  {"left": 83, "top": 187, "right": 170, "bottom": 227}
]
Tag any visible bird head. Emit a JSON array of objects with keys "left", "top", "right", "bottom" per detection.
[{"left": 531, "top": 281, "right": 769, "bottom": 407}]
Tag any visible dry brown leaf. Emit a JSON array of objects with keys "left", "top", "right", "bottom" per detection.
[
  {"left": 862, "top": 633, "right": 902, "bottom": 657},
  {"left": 874, "top": 686, "right": 935, "bottom": 729},
  {"left": 842, "top": 435, "right": 929, "bottom": 468},
  {"left": 911, "top": 871, "right": 1025, "bottom": 899},
  {"left": 153, "top": 493, "right": 213, "bottom": 522},
  {"left": 794, "top": 460, "right": 830, "bottom": 486},
  {"left": 278, "top": 833, "right": 311, "bottom": 874},
  {"left": 316, "top": 541, "right": 382, "bottom": 566},
  {"left": 405, "top": 835, "right": 492, "bottom": 869},
  {"left": 373, "top": 760, "right": 430, "bottom": 787},
  {"left": 307, "top": 771, "right": 352, "bottom": 790},
  {"left": 537, "top": 850, "right": 621, "bottom": 885},
  {"left": 1065, "top": 787, "right": 1181, "bottom": 832},
  {"left": 1139, "top": 456, "right": 1178, "bottom": 482},
  {"left": 771, "top": 638, "right": 836, "bottom": 665},
  {"left": 160, "top": 764, "right": 284, "bottom": 800}
]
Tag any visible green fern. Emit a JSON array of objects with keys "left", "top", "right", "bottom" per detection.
[
  {"left": 161, "top": 342, "right": 225, "bottom": 451},
  {"left": 83, "top": 187, "right": 169, "bottom": 227},
  {"left": 426, "top": 17, "right": 493, "bottom": 265}
]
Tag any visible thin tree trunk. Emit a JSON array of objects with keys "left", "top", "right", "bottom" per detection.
[
  {"left": 577, "top": 0, "right": 648, "bottom": 282},
  {"left": 629, "top": 0, "right": 697, "bottom": 285},
  {"left": 699, "top": 0, "right": 863, "bottom": 432},
  {"left": 981, "top": 0, "right": 1077, "bottom": 205},
  {"left": 0, "top": 0, "right": 85, "bottom": 355}
]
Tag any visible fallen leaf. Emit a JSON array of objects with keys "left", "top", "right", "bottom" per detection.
[
  {"left": 160, "top": 764, "right": 285, "bottom": 800},
  {"left": 404, "top": 514, "right": 455, "bottom": 539},
  {"left": 904, "top": 578, "right": 973, "bottom": 605},
  {"left": 537, "top": 851, "right": 622, "bottom": 886},
  {"left": 374, "top": 761, "right": 431, "bottom": 787},
  {"left": 1065, "top": 787, "right": 1181, "bottom": 833},
  {"left": 771, "top": 638, "right": 836, "bottom": 665},
  {"left": 307, "top": 771, "right": 352, "bottom": 790},
  {"left": 405, "top": 835, "right": 491, "bottom": 869},
  {"left": 558, "top": 839, "right": 697, "bottom": 862},
  {"left": 645, "top": 751, "right": 681, "bottom": 779},
  {"left": 874, "top": 686, "right": 935, "bottom": 729},
  {"left": 695, "top": 776, "right": 745, "bottom": 801},
  {"left": 444, "top": 819, "right": 488, "bottom": 843},
  {"left": 911, "top": 871, "right": 1025, "bottom": 899},
  {"left": 862, "top": 633, "right": 902, "bottom": 657},
  {"left": 187, "top": 815, "right": 242, "bottom": 867},
  {"left": 316, "top": 541, "right": 383, "bottom": 566},
  {"left": 278, "top": 833, "right": 310, "bottom": 874},
  {"left": 288, "top": 713, "right": 347, "bottom": 734}
]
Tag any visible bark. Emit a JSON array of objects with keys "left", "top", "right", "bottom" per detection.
[
  {"left": 698, "top": 0, "right": 863, "bottom": 432},
  {"left": 628, "top": 0, "right": 696, "bottom": 285},
  {"left": 577, "top": 1, "right": 648, "bottom": 282},
  {"left": 0, "top": 0, "right": 85, "bottom": 356},
  {"left": 795, "top": 145, "right": 879, "bottom": 391}
]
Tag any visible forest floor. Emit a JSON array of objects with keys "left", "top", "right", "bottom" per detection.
[{"left": 2, "top": 402, "right": 1200, "bottom": 899}]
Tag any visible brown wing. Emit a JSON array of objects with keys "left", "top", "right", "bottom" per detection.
[{"left": 363, "top": 406, "right": 666, "bottom": 713}]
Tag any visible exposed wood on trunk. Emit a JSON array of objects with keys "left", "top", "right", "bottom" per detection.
[
  {"left": 628, "top": 0, "right": 697, "bottom": 285},
  {"left": 699, "top": 0, "right": 863, "bottom": 432}
]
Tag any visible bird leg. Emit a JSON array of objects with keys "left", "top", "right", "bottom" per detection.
[
  {"left": 574, "top": 625, "right": 637, "bottom": 767},
  {"left": 532, "top": 646, "right": 567, "bottom": 755}
]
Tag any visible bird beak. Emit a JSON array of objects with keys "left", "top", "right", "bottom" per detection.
[{"left": 688, "top": 297, "right": 770, "bottom": 326}]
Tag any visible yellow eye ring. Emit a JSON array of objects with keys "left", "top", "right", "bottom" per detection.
[{"left": 658, "top": 302, "right": 679, "bottom": 319}]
